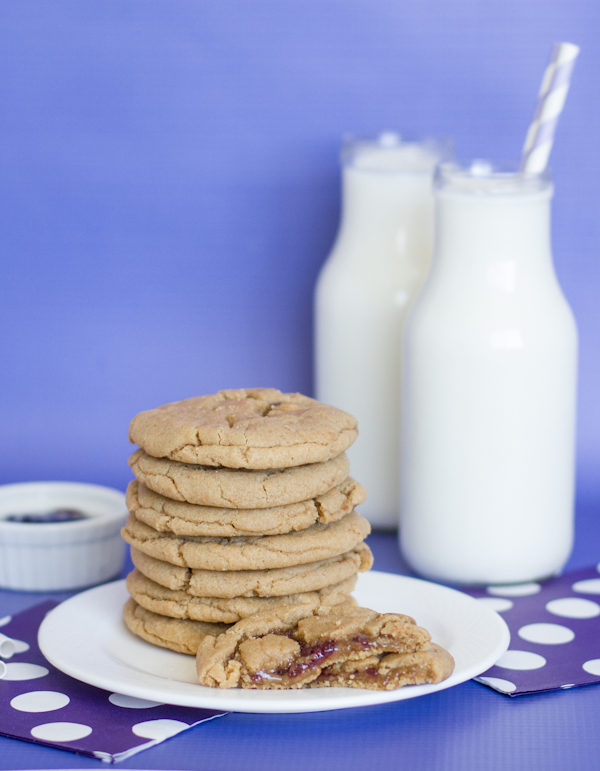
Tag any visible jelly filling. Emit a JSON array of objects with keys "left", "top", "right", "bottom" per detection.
[{"left": 248, "top": 636, "right": 389, "bottom": 684}]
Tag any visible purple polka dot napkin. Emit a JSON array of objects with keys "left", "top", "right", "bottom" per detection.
[
  {"left": 0, "top": 601, "right": 227, "bottom": 762},
  {"left": 462, "top": 564, "right": 600, "bottom": 696}
]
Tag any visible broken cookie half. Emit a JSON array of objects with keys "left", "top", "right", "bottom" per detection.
[{"left": 196, "top": 604, "right": 454, "bottom": 691}]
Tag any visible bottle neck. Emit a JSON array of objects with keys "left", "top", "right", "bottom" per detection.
[
  {"left": 335, "top": 166, "right": 435, "bottom": 266},
  {"left": 432, "top": 191, "right": 553, "bottom": 288}
]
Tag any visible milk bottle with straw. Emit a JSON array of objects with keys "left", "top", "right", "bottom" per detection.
[
  {"left": 315, "top": 135, "right": 447, "bottom": 530},
  {"left": 399, "top": 43, "right": 580, "bottom": 584}
]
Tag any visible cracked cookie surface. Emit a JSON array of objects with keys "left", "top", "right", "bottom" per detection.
[
  {"left": 122, "top": 510, "right": 371, "bottom": 571},
  {"left": 129, "top": 388, "right": 358, "bottom": 469},
  {"left": 129, "top": 449, "right": 350, "bottom": 509},
  {"left": 127, "top": 477, "right": 366, "bottom": 537},
  {"left": 123, "top": 598, "right": 230, "bottom": 655},
  {"left": 195, "top": 605, "right": 454, "bottom": 690},
  {"left": 130, "top": 543, "right": 373, "bottom": 598},
  {"left": 126, "top": 568, "right": 357, "bottom": 624}
]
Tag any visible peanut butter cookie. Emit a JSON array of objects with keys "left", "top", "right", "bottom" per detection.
[
  {"left": 127, "top": 477, "right": 366, "bottom": 537},
  {"left": 123, "top": 598, "right": 229, "bottom": 655},
  {"left": 130, "top": 543, "right": 373, "bottom": 598},
  {"left": 195, "top": 605, "right": 454, "bottom": 690},
  {"left": 122, "top": 510, "right": 370, "bottom": 571},
  {"left": 129, "top": 449, "right": 350, "bottom": 509},
  {"left": 129, "top": 388, "right": 358, "bottom": 469},
  {"left": 126, "top": 568, "right": 356, "bottom": 624}
]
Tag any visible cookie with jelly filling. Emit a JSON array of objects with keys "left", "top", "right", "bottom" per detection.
[{"left": 195, "top": 605, "right": 453, "bottom": 690}]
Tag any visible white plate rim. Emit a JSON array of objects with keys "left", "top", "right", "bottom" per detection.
[{"left": 38, "top": 572, "right": 509, "bottom": 714}]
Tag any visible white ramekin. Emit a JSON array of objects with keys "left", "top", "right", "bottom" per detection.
[{"left": 0, "top": 481, "right": 128, "bottom": 591}]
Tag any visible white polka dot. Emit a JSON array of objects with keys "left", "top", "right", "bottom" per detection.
[
  {"left": 0, "top": 633, "right": 15, "bottom": 659},
  {"left": 582, "top": 659, "right": 600, "bottom": 676},
  {"left": 572, "top": 578, "right": 600, "bottom": 595},
  {"left": 109, "top": 693, "right": 163, "bottom": 709},
  {"left": 3, "top": 663, "right": 49, "bottom": 681},
  {"left": 31, "top": 722, "right": 92, "bottom": 742},
  {"left": 477, "top": 676, "right": 517, "bottom": 693},
  {"left": 518, "top": 623, "right": 575, "bottom": 645},
  {"left": 132, "top": 719, "right": 189, "bottom": 740},
  {"left": 10, "top": 638, "right": 30, "bottom": 654},
  {"left": 477, "top": 597, "right": 514, "bottom": 612},
  {"left": 0, "top": 616, "right": 11, "bottom": 628},
  {"left": 487, "top": 583, "right": 541, "bottom": 597},
  {"left": 495, "top": 650, "right": 547, "bottom": 670},
  {"left": 0, "top": 661, "right": 6, "bottom": 678},
  {"left": 11, "top": 691, "right": 70, "bottom": 713},
  {"left": 546, "top": 597, "right": 600, "bottom": 619}
]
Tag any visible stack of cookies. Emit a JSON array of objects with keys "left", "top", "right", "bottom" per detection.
[{"left": 121, "top": 388, "right": 373, "bottom": 656}]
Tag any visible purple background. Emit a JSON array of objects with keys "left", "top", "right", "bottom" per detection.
[{"left": 0, "top": 0, "right": 599, "bottom": 508}]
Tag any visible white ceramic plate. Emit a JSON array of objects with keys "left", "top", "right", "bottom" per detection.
[{"left": 38, "top": 572, "right": 509, "bottom": 714}]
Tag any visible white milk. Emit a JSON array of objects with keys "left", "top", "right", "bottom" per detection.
[
  {"left": 399, "top": 163, "right": 578, "bottom": 584},
  {"left": 315, "top": 135, "right": 445, "bottom": 529}
]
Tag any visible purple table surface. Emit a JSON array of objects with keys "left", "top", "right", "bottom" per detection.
[{"left": 1, "top": 494, "right": 600, "bottom": 771}]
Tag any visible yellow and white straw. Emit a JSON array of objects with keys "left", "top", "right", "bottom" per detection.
[{"left": 520, "top": 42, "right": 580, "bottom": 174}]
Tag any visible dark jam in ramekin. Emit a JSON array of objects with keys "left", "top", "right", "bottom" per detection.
[{"left": 4, "top": 509, "right": 89, "bottom": 523}]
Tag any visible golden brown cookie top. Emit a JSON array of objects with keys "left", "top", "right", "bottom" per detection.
[{"left": 129, "top": 388, "right": 358, "bottom": 469}]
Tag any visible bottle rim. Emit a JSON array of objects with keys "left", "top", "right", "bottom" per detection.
[
  {"left": 341, "top": 133, "right": 453, "bottom": 174},
  {"left": 435, "top": 160, "right": 553, "bottom": 198}
]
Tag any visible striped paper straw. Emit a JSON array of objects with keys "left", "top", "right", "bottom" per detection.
[{"left": 520, "top": 42, "right": 580, "bottom": 174}]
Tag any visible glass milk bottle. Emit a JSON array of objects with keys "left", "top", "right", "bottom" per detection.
[
  {"left": 400, "top": 162, "right": 578, "bottom": 584},
  {"left": 315, "top": 134, "right": 446, "bottom": 529}
]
